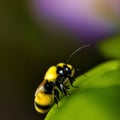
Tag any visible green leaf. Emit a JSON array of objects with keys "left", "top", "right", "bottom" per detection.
[
  {"left": 98, "top": 35, "right": 120, "bottom": 58},
  {"left": 45, "top": 60, "right": 120, "bottom": 120}
]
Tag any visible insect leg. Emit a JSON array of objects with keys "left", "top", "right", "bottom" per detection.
[
  {"left": 68, "top": 76, "right": 78, "bottom": 88},
  {"left": 54, "top": 89, "right": 59, "bottom": 104},
  {"left": 59, "top": 83, "right": 68, "bottom": 96}
]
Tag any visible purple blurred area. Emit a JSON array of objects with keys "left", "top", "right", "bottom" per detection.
[
  {"left": 30, "top": 0, "right": 120, "bottom": 41},
  {"left": 0, "top": 0, "right": 119, "bottom": 120}
]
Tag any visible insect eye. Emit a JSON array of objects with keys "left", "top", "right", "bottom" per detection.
[
  {"left": 64, "top": 65, "right": 71, "bottom": 74},
  {"left": 57, "top": 66, "right": 64, "bottom": 75}
]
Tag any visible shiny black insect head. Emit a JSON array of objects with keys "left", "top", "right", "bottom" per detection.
[{"left": 56, "top": 65, "right": 72, "bottom": 77}]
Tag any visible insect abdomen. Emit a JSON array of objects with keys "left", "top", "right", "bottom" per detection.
[
  {"left": 34, "top": 92, "right": 54, "bottom": 113},
  {"left": 34, "top": 102, "right": 50, "bottom": 113}
]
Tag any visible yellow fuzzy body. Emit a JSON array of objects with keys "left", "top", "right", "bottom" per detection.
[
  {"left": 34, "top": 90, "right": 54, "bottom": 113},
  {"left": 44, "top": 66, "right": 57, "bottom": 82}
]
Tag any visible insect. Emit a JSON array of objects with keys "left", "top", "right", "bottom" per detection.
[{"left": 34, "top": 44, "right": 90, "bottom": 114}]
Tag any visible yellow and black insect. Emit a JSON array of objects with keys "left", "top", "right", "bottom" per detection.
[{"left": 34, "top": 45, "right": 90, "bottom": 114}]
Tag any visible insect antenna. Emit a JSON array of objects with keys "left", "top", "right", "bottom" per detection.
[{"left": 66, "top": 44, "right": 90, "bottom": 63}]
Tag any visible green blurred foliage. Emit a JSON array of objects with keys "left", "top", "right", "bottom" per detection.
[
  {"left": 45, "top": 60, "right": 120, "bottom": 120},
  {"left": 98, "top": 35, "right": 120, "bottom": 59}
]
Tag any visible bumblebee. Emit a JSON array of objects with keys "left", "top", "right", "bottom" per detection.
[{"left": 34, "top": 45, "right": 90, "bottom": 114}]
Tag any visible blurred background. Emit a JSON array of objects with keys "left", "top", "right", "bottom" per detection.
[{"left": 0, "top": 0, "right": 120, "bottom": 120}]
